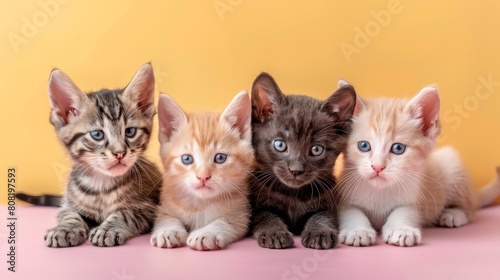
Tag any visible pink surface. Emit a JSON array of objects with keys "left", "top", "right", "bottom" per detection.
[{"left": 1, "top": 206, "right": 500, "bottom": 280}]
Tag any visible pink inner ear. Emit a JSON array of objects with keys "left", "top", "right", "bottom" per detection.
[
  {"left": 136, "top": 74, "right": 155, "bottom": 112},
  {"left": 124, "top": 64, "right": 155, "bottom": 113},
  {"left": 411, "top": 87, "right": 440, "bottom": 135},
  {"left": 222, "top": 91, "right": 251, "bottom": 138},
  {"left": 250, "top": 73, "right": 283, "bottom": 123},
  {"left": 251, "top": 84, "right": 274, "bottom": 123},
  {"left": 48, "top": 70, "right": 81, "bottom": 124},
  {"left": 157, "top": 94, "right": 186, "bottom": 143}
]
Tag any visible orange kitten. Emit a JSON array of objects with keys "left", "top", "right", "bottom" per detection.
[{"left": 150, "top": 91, "right": 254, "bottom": 251}]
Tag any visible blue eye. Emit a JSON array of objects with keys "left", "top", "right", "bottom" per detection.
[
  {"left": 125, "top": 127, "right": 137, "bottom": 138},
  {"left": 310, "top": 145, "right": 324, "bottom": 156},
  {"left": 273, "top": 140, "right": 287, "bottom": 152},
  {"left": 90, "top": 130, "right": 104, "bottom": 141},
  {"left": 358, "top": 141, "right": 371, "bottom": 152},
  {"left": 391, "top": 143, "right": 406, "bottom": 155},
  {"left": 181, "top": 154, "right": 194, "bottom": 165},
  {"left": 214, "top": 153, "right": 227, "bottom": 164}
]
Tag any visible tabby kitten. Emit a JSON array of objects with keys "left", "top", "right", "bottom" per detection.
[
  {"left": 249, "top": 73, "right": 356, "bottom": 249},
  {"left": 338, "top": 83, "right": 480, "bottom": 247},
  {"left": 150, "top": 91, "right": 254, "bottom": 251},
  {"left": 44, "top": 63, "right": 162, "bottom": 247}
]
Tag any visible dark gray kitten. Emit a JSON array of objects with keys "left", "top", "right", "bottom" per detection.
[
  {"left": 44, "top": 64, "right": 162, "bottom": 247},
  {"left": 249, "top": 73, "right": 356, "bottom": 249}
]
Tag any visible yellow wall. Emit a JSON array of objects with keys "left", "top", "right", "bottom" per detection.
[{"left": 1, "top": 0, "right": 499, "bottom": 204}]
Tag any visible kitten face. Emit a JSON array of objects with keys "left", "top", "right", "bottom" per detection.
[
  {"left": 345, "top": 87, "right": 441, "bottom": 189},
  {"left": 251, "top": 73, "right": 356, "bottom": 189},
  {"left": 158, "top": 91, "right": 254, "bottom": 200},
  {"left": 48, "top": 64, "right": 156, "bottom": 177}
]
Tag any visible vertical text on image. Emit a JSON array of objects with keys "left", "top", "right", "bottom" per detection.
[{"left": 6, "top": 168, "right": 17, "bottom": 272}]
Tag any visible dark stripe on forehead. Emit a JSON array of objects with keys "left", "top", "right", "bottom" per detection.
[
  {"left": 93, "top": 90, "right": 124, "bottom": 122},
  {"left": 65, "top": 133, "right": 85, "bottom": 147}
]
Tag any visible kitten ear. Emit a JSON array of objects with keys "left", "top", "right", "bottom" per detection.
[
  {"left": 338, "top": 79, "right": 350, "bottom": 88},
  {"left": 406, "top": 86, "right": 440, "bottom": 139},
  {"left": 157, "top": 93, "right": 188, "bottom": 143},
  {"left": 48, "top": 69, "right": 86, "bottom": 125},
  {"left": 251, "top": 72, "right": 285, "bottom": 123},
  {"left": 123, "top": 63, "right": 155, "bottom": 116},
  {"left": 323, "top": 84, "right": 357, "bottom": 122},
  {"left": 220, "top": 91, "right": 252, "bottom": 140},
  {"left": 337, "top": 79, "right": 365, "bottom": 116}
]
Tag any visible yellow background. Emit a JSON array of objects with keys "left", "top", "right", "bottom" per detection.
[{"left": 1, "top": 0, "right": 499, "bottom": 204}]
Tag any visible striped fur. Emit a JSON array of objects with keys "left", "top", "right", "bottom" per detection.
[{"left": 44, "top": 64, "right": 162, "bottom": 248}]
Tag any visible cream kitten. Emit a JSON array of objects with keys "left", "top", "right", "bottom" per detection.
[
  {"left": 338, "top": 84, "right": 478, "bottom": 247},
  {"left": 478, "top": 166, "right": 500, "bottom": 207},
  {"left": 150, "top": 91, "right": 254, "bottom": 251}
]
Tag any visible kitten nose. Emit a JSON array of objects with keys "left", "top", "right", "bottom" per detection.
[
  {"left": 371, "top": 165, "right": 386, "bottom": 174},
  {"left": 290, "top": 170, "right": 304, "bottom": 177},
  {"left": 113, "top": 152, "right": 126, "bottom": 160},
  {"left": 197, "top": 175, "right": 211, "bottom": 184},
  {"left": 289, "top": 167, "right": 304, "bottom": 177}
]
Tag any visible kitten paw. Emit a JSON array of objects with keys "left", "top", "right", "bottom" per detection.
[
  {"left": 255, "top": 230, "right": 294, "bottom": 249},
  {"left": 438, "top": 208, "right": 469, "bottom": 228},
  {"left": 150, "top": 229, "right": 188, "bottom": 248},
  {"left": 88, "top": 227, "right": 127, "bottom": 247},
  {"left": 44, "top": 226, "right": 87, "bottom": 248},
  {"left": 339, "top": 228, "right": 377, "bottom": 247},
  {"left": 302, "top": 228, "right": 338, "bottom": 249},
  {"left": 382, "top": 226, "right": 422, "bottom": 247},
  {"left": 187, "top": 229, "right": 226, "bottom": 251}
]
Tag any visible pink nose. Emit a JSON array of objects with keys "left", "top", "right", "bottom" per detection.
[
  {"left": 114, "top": 152, "right": 125, "bottom": 160},
  {"left": 371, "top": 165, "right": 386, "bottom": 174},
  {"left": 197, "top": 175, "right": 211, "bottom": 184}
]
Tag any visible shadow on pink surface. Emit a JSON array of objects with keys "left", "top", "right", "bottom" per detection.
[{"left": 1, "top": 206, "right": 499, "bottom": 280}]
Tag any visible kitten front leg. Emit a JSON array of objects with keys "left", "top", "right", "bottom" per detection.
[
  {"left": 187, "top": 217, "right": 247, "bottom": 251},
  {"left": 150, "top": 214, "right": 188, "bottom": 248},
  {"left": 382, "top": 206, "right": 422, "bottom": 247},
  {"left": 339, "top": 206, "right": 377, "bottom": 247},
  {"left": 301, "top": 211, "right": 339, "bottom": 249},
  {"left": 45, "top": 207, "right": 89, "bottom": 248},
  {"left": 89, "top": 207, "right": 154, "bottom": 247},
  {"left": 251, "top": 210, "right": 294, "bottom": 249},
  {"left": 437, "top": 208, "right": 470, "bottom": 228}
]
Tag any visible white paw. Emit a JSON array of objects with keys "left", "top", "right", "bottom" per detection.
[
  {"left": 382, "top": 226, "right": 422, "bottom": 247},
  {"left": 187, "top": 228, "right": 227, "bottom": 251},
  {"left": 339, "top": 227, "right": 377, "bottom": 246},
  {"left": 150, "top": 229, "right": 188, "bottom": 248},
  {"left": 438, "top": 208, "right": 469, "bottom": 228}
]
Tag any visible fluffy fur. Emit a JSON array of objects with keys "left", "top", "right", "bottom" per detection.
[
  {"left": 151, "top": 91, "right": 254, "bottom": 251},
  {"left": 478, "top": 166, "right": 500, "bottom": 207},
  {"left": 249, "top": 73, "right": 356, "bottom": 249},
  {"left": 44, "top": 63, "right": 162, "bottom": 247},
  {"left": 338, "top": 84, "right": 476, "bottom": 247}
]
